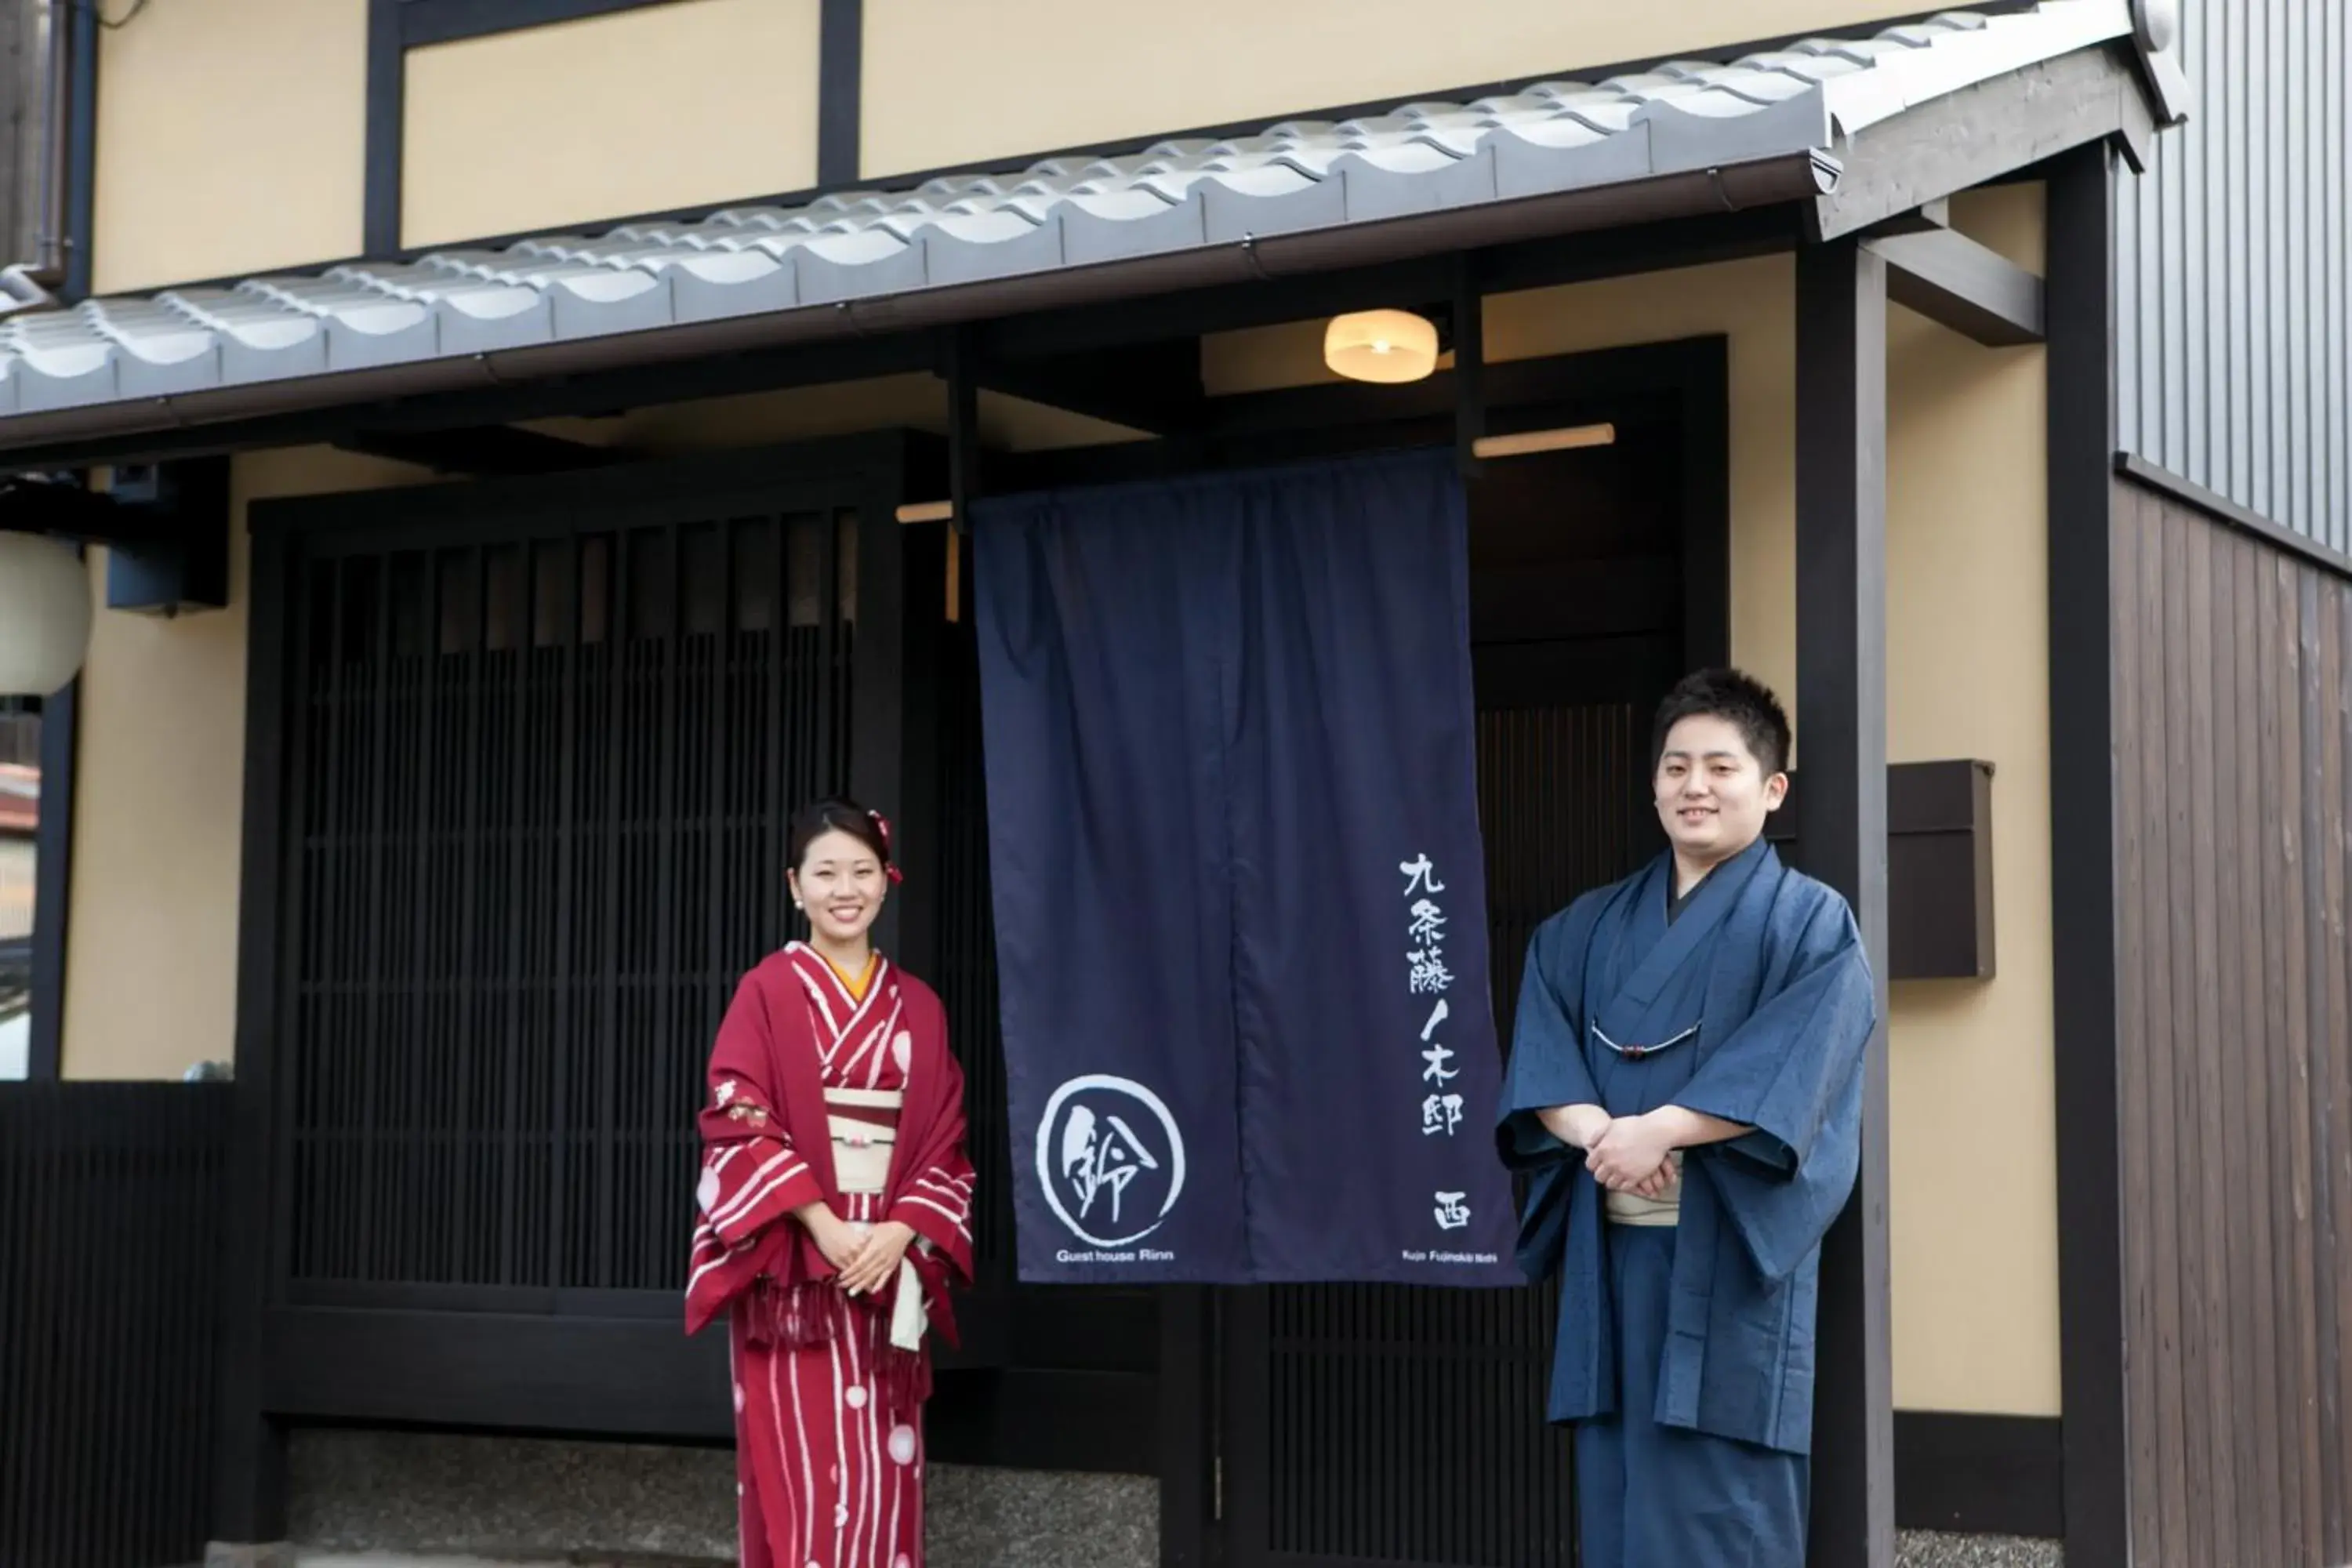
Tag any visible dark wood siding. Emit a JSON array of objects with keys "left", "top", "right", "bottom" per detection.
[
  {"left": 0, "top": 1083, "right": 231, "bottom": 1568},
  {"left": 2113, "top": 472, "right": 2352, "bottom": 1566}
]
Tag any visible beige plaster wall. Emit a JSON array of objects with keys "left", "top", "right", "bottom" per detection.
[
  {"left": 862, "top": 0, "right": 1933, "bottom": 176},
  {"left": 401, "top": 0, "right": 822, "bottom": 248},
  {"left": 93, "top": 0, "right": 368, "bottom": 294},
  {"left": 60, "top": 448, "right": 432, "bottom": 1080},
  {"left": 1204, "top": 198, "right": 2060, "bottom": 1416}
]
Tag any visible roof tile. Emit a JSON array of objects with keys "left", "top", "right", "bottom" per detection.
[{"left": 0, "top": 2, "right": 2134, "bottom": 423}]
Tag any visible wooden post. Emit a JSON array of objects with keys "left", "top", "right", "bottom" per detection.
[
  {"left": 1796, "top": 234, "right": 1895, "bottom": 1568},
  {"left": 2045, "top": 140, "right": 2130, "bottom": 1568},
  {"left": 853, "top": 437, "right": 946, "bottom": 979}
]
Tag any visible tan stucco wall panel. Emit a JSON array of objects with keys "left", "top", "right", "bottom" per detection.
[
  {"left": 93, "top": 0, "right": 368, "bottom": 294},
  {"left": 401, "top": 0, "right": 822, "bottom": 248},
  {"left": 1883, "top": 295, "right": 2059, "bottom": 1418},
  {"left": 862, "top": 0, "right": 1932, "bottom": 176},
  {"left": 61, "top": 449, "right": 434, "bottom": 1080}
]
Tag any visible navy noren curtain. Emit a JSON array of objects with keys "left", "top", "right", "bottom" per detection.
[{"left": 974, "top": 448, "right": 1517, "bottom": 1286}]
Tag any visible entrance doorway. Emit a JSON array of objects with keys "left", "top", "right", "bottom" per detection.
[{"left": 1210, "top": 369, "right": 1723, "bottom": 1568}]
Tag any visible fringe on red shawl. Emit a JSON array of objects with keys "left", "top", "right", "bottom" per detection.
[{"left": 742, "top": 1277, "right": 934, "bottom": 1411}]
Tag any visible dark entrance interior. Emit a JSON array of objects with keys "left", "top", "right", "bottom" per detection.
[
  {"left": 227, "top": 339, "right": 1726, "bottom": 1567},
  {"left": 1202, "top": 371, "right": 1722, "bottom": 1568}
]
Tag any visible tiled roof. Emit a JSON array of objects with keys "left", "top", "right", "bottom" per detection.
[{"left": 0, "top": 1, "right": 2134, "bottom": 423}]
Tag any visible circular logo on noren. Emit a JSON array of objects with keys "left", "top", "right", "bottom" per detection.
[{"left": 1036, "top": 1074, "right": 1187, "bottom": 1248}]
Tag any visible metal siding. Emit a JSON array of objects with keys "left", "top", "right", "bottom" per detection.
[{"left": 2120, "top": 0, "right": 2352, "bottom": 552}]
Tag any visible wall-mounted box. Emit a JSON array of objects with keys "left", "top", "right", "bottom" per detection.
[{"left": 1766, "top": 758, "right": 1996, "bottom": 982}]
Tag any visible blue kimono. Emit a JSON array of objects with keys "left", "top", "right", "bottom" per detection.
[{"left": 1495, "top": 837, "right": 1875, "bottom": 1567}]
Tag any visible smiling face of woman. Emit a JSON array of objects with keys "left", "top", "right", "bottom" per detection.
[{"left": 789, "top": 828, "right": 887, "bottom": 946}]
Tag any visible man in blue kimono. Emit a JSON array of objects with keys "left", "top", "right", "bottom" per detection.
[{"left": 1496, "top": 667, "right": 1875, "bottom": 1567}]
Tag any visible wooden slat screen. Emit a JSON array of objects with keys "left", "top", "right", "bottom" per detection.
[
  {"left": 0, "top": 1083, "right": 230, "bottom": 1568},
  {"left": 280, "top": 508, "right": 856, "bottom": 1298}
]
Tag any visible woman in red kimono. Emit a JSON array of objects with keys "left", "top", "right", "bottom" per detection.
[{"left": 685, "top": 798, "right": 976, "bottom": 1568}]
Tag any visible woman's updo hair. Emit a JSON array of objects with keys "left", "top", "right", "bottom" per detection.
[{"left": 786, "top": 796, "right": 894, "bottom": 877}]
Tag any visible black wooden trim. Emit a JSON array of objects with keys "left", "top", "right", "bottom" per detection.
[
  {"left": 364, "top": 0, "right": 405, "bottom": 256},
  {"left": 263, "top": 1308, "right": 732, "bottom": 1438},
  {"left": 1871, "top": 228, "right": 2045, "bottom": 347},
  {"left": 818, "top": 0, "right": 862, "bottom": 187},
  {"left": 1156, "top": 1287, "right": 1215, "bottom": 1567},
  {"left": 249, "top": 432, "right": 898, "bottom": 542},
  {"left": 212, "top": 520, "right": 296, "bottom": 1544},
  {"left": 25, "top": 677, "right": 75, "bottom": 1082},
  {"left": 60, "top": 0, "right": 96, "bottom": 301},
  {"left": 400, "top": 0, "right": 691, "bottom": 47},
  {"left": 1679, "top": 336, "right": 1732, "bottom": 671},
  {"left": 334, "top": 424, "right": 622, "bottom": 475},
  {"left": 1894, "top": 1412, "right": 2065, "bottom": 1539},
  {"left": 1795, "top": 234, "right": 1895, "bottom": 1568},
  {"left": 928, "top": 1369, "right": 1159, "bottom": 1475},
  {"left": 2047, "top": 140, "right": 2130, "bottom": 1568},
  {"left": 2116, "top": 452, "right": 2352, "bottom": 585}
]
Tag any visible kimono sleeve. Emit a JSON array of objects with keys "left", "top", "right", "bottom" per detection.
[
  {"left": 696, "top": 975, "right": 823, "bottom": 1250},
  {"left": 888, "top": 1044, "right": 978, "bottom": 1284},
  {"left": 1675, "top": 889, "right": 1875, "bottom": 1283},
  {"left": 1494, "top": 901, "right": 1606, "bottom": 1284},
  {"left": 1494, "top": 901, "right": 1607, "bottom": 1171}
]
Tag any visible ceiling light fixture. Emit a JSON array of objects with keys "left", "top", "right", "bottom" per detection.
[{"left": 1323, "top": 308, "right": 1439, "bottom": 384}]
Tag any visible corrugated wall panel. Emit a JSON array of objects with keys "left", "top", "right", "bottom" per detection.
[{"left": 2118, "top": 0, "right": 2352, "bottom": 554}]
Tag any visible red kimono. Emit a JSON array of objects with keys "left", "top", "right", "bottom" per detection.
[{"left": 686, "top": 944, "right": 976, "bottom": 1568}]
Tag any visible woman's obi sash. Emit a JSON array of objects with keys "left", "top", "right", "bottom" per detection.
[{"left": 825, "top": 1086, "right": 928, "bottom": 1353}]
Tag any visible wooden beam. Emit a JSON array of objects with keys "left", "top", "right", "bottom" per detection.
[
  {"left": 212, "top": 520, "right": 296, "bottom": 1546},
  {"left": 2045, "top": 140, "right": 2130, "bottom": 1568},
  {"left": 333, "top": 424, "right": 625, "bottom": 475},
  {"left": 1813, "top": 45, "right": 2150, "bottom": 241},
  {"left": 1796, "top": 234, "right": 1895, "bottom": 1568},
  {"left": 1870, "top": 228, "right": 2046, "bottom": 347},
  {"left": 816, "top": 0, "right": 862, "bottom": 187},
  {"left": 27, "top": 678, "right": 74, "bottom": 1082},
  {"left": 971, "top": 338, "right": 1204, "bottom": 436}
]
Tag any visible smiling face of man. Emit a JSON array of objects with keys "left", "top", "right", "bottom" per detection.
[{"left": 1652, "top": 711, "right": 1787, "bottom": 874}]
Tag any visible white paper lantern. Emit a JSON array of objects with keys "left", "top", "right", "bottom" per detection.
[{"left": 0, "top": 532, "right": 93, "bottom": 697}]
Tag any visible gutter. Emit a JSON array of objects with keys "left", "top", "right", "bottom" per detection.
[{"left": 0, "top": 149, "right": 1835, "bottom": 461}]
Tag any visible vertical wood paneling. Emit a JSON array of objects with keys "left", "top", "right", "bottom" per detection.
[
  {"left": 0, "top": 1083, "right": 230, "bottom": 1568},
  {"left": 2114, "top": 473, "right": 2352, "bottom": 1563}
]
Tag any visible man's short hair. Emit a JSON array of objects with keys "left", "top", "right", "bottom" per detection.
[{"left": 1650, "top": 668, "right": 1793, "bottom": 777}]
